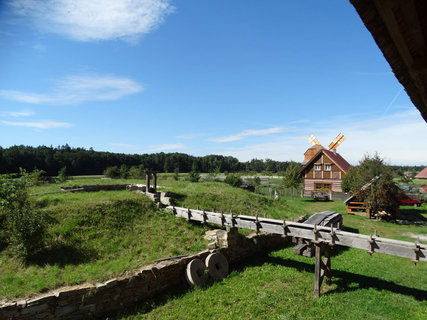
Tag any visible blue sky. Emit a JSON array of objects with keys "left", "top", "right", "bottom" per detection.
[{"left": 1, "top": 0, "right": 426, "bottom": 165}]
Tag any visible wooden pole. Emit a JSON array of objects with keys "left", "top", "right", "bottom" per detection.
[
  {"left": 153, "top": 173, "right": 157, "bottom": 192},
  {"left": 314, "top": 244, "right": 322, "bottom": 298},
  {"left": 146, "top": 172, "right": 151, "bottom": 192}
]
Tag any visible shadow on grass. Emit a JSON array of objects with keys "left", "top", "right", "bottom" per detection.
[
  {"left": 105, "top": 245, "right": 426, "bottom": 319},
  {"left": 26, "top": 244, "right": 98, "bottom": 267},
  {"left": 166, "top": 192, "right": 187, "bottom": 205},
  {"left": 238, "top": 252, "right": 426, "bottom": 301},
  {"left": 399, "top": 207, "right": 427, "bottom": 223}
]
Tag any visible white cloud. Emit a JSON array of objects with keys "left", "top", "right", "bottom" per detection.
[
  {"left": 1, "top": 120, "right": 72, "bottom": 129},
  {"left": 177, "top": 133, "right": 204, "bottom": 139},
  {"left": 150, "top": 143, "right": 186, "bottom": 151},
  {"left": 9, "top": 0, "right": 174, "bottom": 43},
  {"left": 218, "top": 110, "right": 427, "bottom": 165},
  {"left": 0, "top": 110, "right": 35, "bottom": 117},
  {"left": 210, "top": 127, "right": 286, "bottom": 143},
  {"left": 0, "top": 74, "right": 143, "bottom": 105}
]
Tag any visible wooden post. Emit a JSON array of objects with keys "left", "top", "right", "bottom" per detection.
[
  {"left": 314, "top": 243, "right": 332, "bottom": 297},
  {"left": 146, "top": 172, "right": 151, "bottom": 192},
  {"left": 153, "top": 172, "right": 157, "bottom": 192},
  {"left": 314, "top": 244, "right": 322, "bottom": 298}
]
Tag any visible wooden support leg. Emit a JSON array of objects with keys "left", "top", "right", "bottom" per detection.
[
  {"left": 314, "top": 244, "right": 322, "bottom": 298},
  {"left": 314, "top": 243, "right": 332, "bottom": 298}
]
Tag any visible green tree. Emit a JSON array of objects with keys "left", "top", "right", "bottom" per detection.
[
  {"left": 342, "top": 153, "right": 400, "bottom": 218},
  {"left": 57, "top": 166, "right": 68, "bottom": 183},
  {"left": 173, "top": 168, "right": 179, "bottom": 181},
  {"left": 282, "top": 161, "right": 302, "bottom": 189},
  {"left": 188, "top": 162, "right": 200, "bottom": 182}
]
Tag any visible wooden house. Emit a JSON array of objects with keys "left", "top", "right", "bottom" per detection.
[{"left": 299, "top": 138, "right": 351, "bottom": 198}]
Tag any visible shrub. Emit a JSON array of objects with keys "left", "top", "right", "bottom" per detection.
[
  {"left": 224, "top": 173, "right": 242, "bottom": 187},
  {"left": 104, "top": 166, "right": 121, "bottom": 178},
  {"left": 129, "top": 165, "right": 145, "bottom": 179},
  {"left": 0, "top": 174, "right": 47, "bottom": 257},
  {"left": 188, "top": 163, "right": 200, "bottom": 182},
  {"left": 57, "top": 166, "right": 69, "bottom": 183}
]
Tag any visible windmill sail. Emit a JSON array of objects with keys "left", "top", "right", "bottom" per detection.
[{"left": 328, "top": 133, "right": 345, "bottom": 150}]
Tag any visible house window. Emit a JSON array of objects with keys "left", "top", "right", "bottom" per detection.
[
  {"left": 315, "top": 164, "right": 321, "bottom": 171},
  {"left": 323, "top": 184, "right": 331, "bottom": 189},
  {"left": 315, "top": 183, "right": 323, "bottom": 190},
  {"left": 324, "top": 164, "right": 331, "bottom": 171}
]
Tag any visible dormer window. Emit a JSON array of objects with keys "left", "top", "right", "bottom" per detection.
[
  {"left": 315, "top": 164, "right": 321, "bottom": 171},
  {"left": 325, "top": 164, "right": 331, "bottom": 171}
]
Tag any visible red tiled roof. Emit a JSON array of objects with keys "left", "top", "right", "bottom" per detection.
[
  {"left": 323, "top": 149, "right": 352, "bottom": 173},
  {"left": 415, "top": 167, "right": 427, "bottom": 179},
  {"left": 299, "top": 148, "right": 351, "bottom": 174}
]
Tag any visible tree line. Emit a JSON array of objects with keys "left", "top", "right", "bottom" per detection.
[{"left": 0, "top": 145, "right": 293, "bottom": 176}]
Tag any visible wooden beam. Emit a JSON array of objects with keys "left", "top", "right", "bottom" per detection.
[{"left": 169, "top": 206, "right": 426, "bottom": 263}]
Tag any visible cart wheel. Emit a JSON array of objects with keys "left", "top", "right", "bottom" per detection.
[
  {"left": 185, "top": 258, "right": 208, "bottom": 286},
  {"left": 205, "top": 252, "right": 229, "bottom": 280}
]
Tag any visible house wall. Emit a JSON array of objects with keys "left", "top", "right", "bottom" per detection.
[{"left": 302, "top": 152, "right": 345, "bottom": 196}]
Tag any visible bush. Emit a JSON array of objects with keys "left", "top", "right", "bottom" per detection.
[
  {"left": 57, "top": 166, "right": 68, "bottom": 183},
  {"left": 104, "top": 166, "right": 121, "bottom": 178},
  {"left": 224, "top": 173, "right": 242, "bottom": 187},
  {"left": 0, "top": 174, "right": 47, "bottom": 257},
  {"left": 129, "top": 165, "right": 145, "bottom": 179},
  {"left": 188, "top": 163, "right": 200, "bottom": 182},
  {"left": 119, "top": 164, "right": 129, "bottom": 179}
]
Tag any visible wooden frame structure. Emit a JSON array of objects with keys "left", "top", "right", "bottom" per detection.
[
  {"left": 345, "top": 201, "right": 371, "bottom": 218},
  {"left": 168, "top": 206, "right": 426, "bottom": 297}
]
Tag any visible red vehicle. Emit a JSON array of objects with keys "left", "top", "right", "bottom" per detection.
[{"left": 399, "top": 193, "right": 421, "bottom": 207}]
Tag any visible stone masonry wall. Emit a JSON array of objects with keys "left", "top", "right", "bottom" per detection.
[{"left": 0, "top": 230, "right": 287, "bottom": 320}]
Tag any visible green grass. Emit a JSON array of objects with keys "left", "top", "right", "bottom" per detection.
[
  {"left": 110, "top": 244, "right": 427, "bottom": 320},
  {"left": 2, "top": 175, "right": 426, "bottom": 320},
  {"left": 0, "top": 188, "right": 210, "bottom": 299}
]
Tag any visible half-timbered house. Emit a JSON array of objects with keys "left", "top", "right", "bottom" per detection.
[{"left": 299, "top": 146, "right": 351, "bottom": 197}]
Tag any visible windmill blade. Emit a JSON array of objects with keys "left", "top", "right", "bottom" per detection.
[
  {"left": 329, "top": 133, "right": 345, "bottom": 150},
  {"left": 308, "top": 134, "right": 321, "bottom": 146}
]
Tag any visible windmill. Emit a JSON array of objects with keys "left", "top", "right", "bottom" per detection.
[
  {"left": 307, "top": 133, "right": 346, "bottom": 150},
  {"left": 304, "top": 133, "right": 346, "bottom": 163}
]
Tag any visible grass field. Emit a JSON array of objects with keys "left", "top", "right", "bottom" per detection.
[{"left": 1, "top": 176, "right": 426, "bottom": 319}]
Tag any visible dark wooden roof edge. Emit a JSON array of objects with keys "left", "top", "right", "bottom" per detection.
[{"left": 350, "top": 0, "right": 427, "bottom": 122}]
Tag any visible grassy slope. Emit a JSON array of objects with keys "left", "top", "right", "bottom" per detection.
[
  {"left": 1, "top": 176, "right": 426, "bottom": 319},
  {"left": 0, "top": 189, "right": 209, "bottom": 299},
  {"left": 109, "top": 178, "right": 427, "bottom": 319}
]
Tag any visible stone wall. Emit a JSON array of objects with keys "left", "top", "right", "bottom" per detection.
[{"left": 0, "top": 230, "right": 287, "bottom": 320}]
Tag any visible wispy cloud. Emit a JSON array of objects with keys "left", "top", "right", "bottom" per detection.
[
  {"left": 1, "top": 120, "right": 72, "bottom": 129},
  {"left": 0, "top": 74, "right": 143, "bottom": 105},
  {"left": 9, "top": 0, "right": 174, "bottom": 43},
  {"left": 177, "top": 133, "right": 204, "bottom": 139},
  {"left": 218, "top": 110, "right": 427, "bottom": 165},
  {"left": 0, "top": 110, "right": 35, "bottom": 117},
  {"left": 210, "top": 127, "right": 286, "bottom": 143},
  {"left": 150, "top": 143, "right": 186, "bottom": 151}
]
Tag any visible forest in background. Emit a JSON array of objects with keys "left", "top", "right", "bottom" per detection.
[
  {"left": 0, "top": 145, "right": 425, "bottom": 176},
  {"left": 0, "top": 145, "right": 292, "bottom": 175}
]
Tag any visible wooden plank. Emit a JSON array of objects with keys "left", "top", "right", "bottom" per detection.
[{"left": 169, "top": 207, "right": 427, "bottom": 262}]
